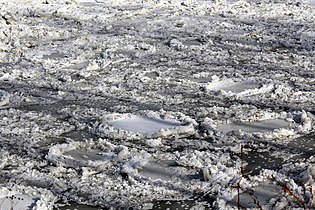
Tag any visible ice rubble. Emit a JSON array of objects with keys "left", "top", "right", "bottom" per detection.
[
  {"left": 0, "top": 90, "right": 9, "bottom": 107},
  {"left": 1, "top": 0, "right": 315, "bottom": 209}
]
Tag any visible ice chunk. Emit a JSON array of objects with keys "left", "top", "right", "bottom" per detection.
[{"left": 0, "top": 90, "right": 9, "bottom": 106}]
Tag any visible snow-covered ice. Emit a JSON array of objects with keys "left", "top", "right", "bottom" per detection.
[
  {"left": 0, "top": 0, "right": 315, "bottom": 209},
  {"left": 109, "top": 116, "right": 182, "bottom": 134}
]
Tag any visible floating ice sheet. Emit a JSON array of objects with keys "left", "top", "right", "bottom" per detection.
[
  {"left": 109, "top": 117, "right": 182, "bottom": 134},
  {"left": 47, "top": 141, "right": 118, "bottom": 168},
  {"left": 100, "top": 112, "right": 196, "bottom": 140},
  {"left": 138, "top": 160, "right": 192, "bottom": 182},
  {"left": 204, "top": 79, "right": 273, "bottom": 97},
  {"left": 217, "top": 119, "right": 295, "bottom": 134}
]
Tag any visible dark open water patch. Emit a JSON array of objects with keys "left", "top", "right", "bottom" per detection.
[
  {"left": 287, "top": 132, "right": 315, "bottom": 158},
  {"left": 241, "top": 149, "right": 285, "bottom": 176}
]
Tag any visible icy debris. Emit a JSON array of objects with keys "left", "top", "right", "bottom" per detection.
[
  {"left": 0, "top": 151, "right": 8, "bottom": 169},
  {"left": 0, "top": 90, "right": 10, "bottom": 106},
  {"left": 99, "top": 111, "right": 196, "bottom": 140},
  {"left": 298, "top": 110, "right": 313, "bottom": 132},
  {"left": 0, "top": 185, "right": 55, "bottom": 210}
]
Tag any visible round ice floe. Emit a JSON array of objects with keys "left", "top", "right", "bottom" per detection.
[
  {"left": 99, "top": 112, "right": 196, "bottom": 140},
  {"left": 204, "top": 116, "right": 299, "bottom": 140},
  {"left": 204, "top": 78, "right": 273, "bottom": 97},
  {"left": 204, "top": 110, "right": 314, "bottom": 140},
  {"left": 217, "top": 119, "right": 295, "bottom": 134},
  {"left": 47, "top": 141, "right": 123, "bottom": 168},
  {"left": 0, "top": 90, "right": 10, "bottom": 106},
  {"left": 0, "top": 185, "right": 55, "bottom": 210}
]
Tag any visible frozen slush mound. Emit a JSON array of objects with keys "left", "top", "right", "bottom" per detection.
[
  {"left": 0, "top": 185, "right": 55, "bottom": 210},
  {"left": 98, "top": 111, "right": 197, "bottom": 140},
  {"left": 0, "top": 90, "right": 10, "bottom": 107},
  {"left": 204, "top": 77, "right": 274, "bottom": 97}
]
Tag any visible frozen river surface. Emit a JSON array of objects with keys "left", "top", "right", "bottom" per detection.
[{"left": 0, "top": 0, "right": 315, "bottom": 209}]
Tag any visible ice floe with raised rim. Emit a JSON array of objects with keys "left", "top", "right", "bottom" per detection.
[
  {"left": 98, "top": 111, "right": 197, "bottom": 140},
  {"left": 47, "top": 140, "right": 130, "bottom": 169},
  {"left": 204, "top": 77, "right": 274, "bottom": 97},
  {"left": 0, "top": 185, "right": 55, "bottom": 210},
  {"left": 202, "top": 111, "right": 314, "bottom": 139}
]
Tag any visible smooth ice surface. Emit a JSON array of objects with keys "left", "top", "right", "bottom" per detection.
[
  {"left": 64, "top": 149, "right": 106, "bottom": 162},
  {"left": 217, "top": 119, "right": 294, "bottom": 134},
  {"left": 109, "top": 117, "right": 182, "bottom": 134},
  {"left": 207, "top": 80, "right": 262, "bottom": 93},
  {"left": 140, "top": 161, "right": 178, "bottom": 181},
  {"left": 230, "top": 181, "right": 281, "bottom": 208}
]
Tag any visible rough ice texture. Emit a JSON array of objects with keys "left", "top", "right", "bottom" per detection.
[{"left": 0, "top": 0, "right": 315, "bottom": 209}]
